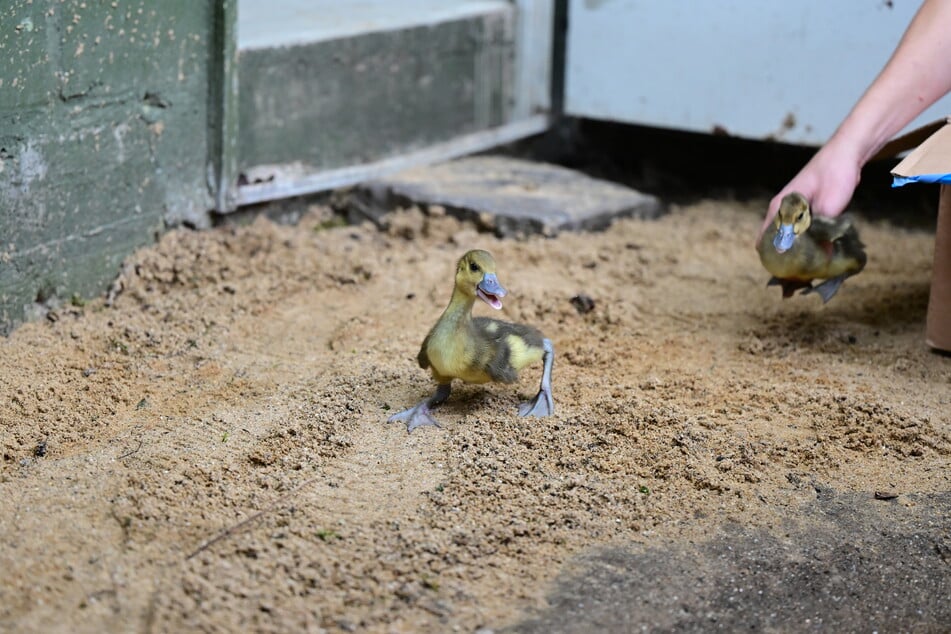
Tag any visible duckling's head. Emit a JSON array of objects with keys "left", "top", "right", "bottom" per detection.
[
  {"left": 455, "top": 250, "right": 507, "bottom": 310},
  {"left": 772, "top": 192, "right": 812, "bottom": 254}
]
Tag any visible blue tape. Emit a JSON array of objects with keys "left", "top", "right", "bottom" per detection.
[{"left": 892, "top": 173, "right": 951, "bottom": 188}]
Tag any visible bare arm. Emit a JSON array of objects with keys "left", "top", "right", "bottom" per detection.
[{"left": 760, "top": 0, "right": 951, "bottom": 236}]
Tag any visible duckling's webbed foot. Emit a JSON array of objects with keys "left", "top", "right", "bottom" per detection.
[
  {"left": 802, "top": 275, "right": 846, "bottom": 304},
  {"left": 388, "top": 383, "right": 451, "bottom": 433},
  {"left": 519, "top": 338, "right": 554, "bottom": 417},
  {"left": 389, "top": 402, "right": 441, "bottom": 433}
]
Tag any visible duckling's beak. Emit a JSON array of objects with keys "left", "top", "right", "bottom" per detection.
[
  {"left": 477, "top": 273, "right": 506, "bottom": 310},
  {"left": 773, "top": 224, "right": 796, "bottom": 254}
]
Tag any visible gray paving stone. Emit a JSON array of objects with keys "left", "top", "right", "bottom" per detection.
[{"left": 354, "top": 156, "right": 664, "bottom": 236}]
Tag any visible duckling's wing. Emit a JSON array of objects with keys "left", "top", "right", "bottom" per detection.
[
  {"left": 838, "top": 230, "right": 868, "bottom": 270},
  {"left": 472, "top": 318, "right": 546, "bottom": 383},
  {"left": 417, "top": 333, "right": 432, "bottom": 370},
  {"left": 810, "top": 214, "right": 857, "bottom": 243},
  {"left": 814, "top": 214, "right": 868, "bottom": 273}
]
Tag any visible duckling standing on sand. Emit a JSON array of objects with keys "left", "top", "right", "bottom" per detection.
[
  {"left": 389, "top": 250, "right": 555, "bottom": 433},
  {"left": 757, "top": 192, "right": 867, "bottom": 303}
]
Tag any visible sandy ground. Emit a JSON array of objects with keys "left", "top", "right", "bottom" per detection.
[{"left": 0, "top": 198, "right": 948, "bottom": 632}]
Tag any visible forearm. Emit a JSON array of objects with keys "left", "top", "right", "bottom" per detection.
[{"left": 828, "top": 0, "right": 951, "bottom": 166}]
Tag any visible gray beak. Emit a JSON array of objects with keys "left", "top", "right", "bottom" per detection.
[
  {"left": 478, "top": 273, "right": 506, "bottom": 298},
  {"left": 476, "top": 273, "right": 507, "bottom": 310},
  {"left": 773, "top": 224, "right": 796, "bottom": 254}
]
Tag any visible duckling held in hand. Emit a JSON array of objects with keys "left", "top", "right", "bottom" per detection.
[
  {"left": 757, "top": 192, "right": 867, "bottom": 303},
  {"left": 389, "top": 249, "right": 554, "bottom": 433}
]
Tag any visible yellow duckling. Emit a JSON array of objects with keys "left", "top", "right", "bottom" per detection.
[
  {"left": 757, "top": 192, "right": 867, "bottom": 303},
  {"left": 389, "top": 249, "right": 554, "bottom": 432}
]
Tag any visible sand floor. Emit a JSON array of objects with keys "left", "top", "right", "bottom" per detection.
[{"left": 0, "top": 198, "right": 948, "bottom": 632}]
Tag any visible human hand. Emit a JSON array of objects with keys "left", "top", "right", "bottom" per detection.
[{"left": 759, "top": 140, "right": 863, "bottom": 240}]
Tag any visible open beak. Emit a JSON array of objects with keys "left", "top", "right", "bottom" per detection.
[
  {"left": 477, "top": 273, "right": 506, "bottom": 310},
  {"left": 772, "top": 224, "right": 796, "bottom": 254}
]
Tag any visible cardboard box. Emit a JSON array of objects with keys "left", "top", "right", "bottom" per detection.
[
  {"left": 891, "top": 119, "right": 951, "bottom": 353},
  {"left": 929, "top": 187, "right": 951, "bottom": 352}
]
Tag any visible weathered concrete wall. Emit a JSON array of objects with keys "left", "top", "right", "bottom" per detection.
[
  {"left": 0, "top": 0, "right": 547, "bottom": 333},
  {"left": 0, "top": 1, "right": 223, "bottom": 334},
  {"left": 236, "top": 7, "right": 515, "bottom": 178}
]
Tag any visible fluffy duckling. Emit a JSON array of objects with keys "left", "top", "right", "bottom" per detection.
[
  {"left": 757, "top": 192, "right": 867, "bottom": 303},
  {"left": 389, "top": 249, "right": 554, "bottom": 432}
]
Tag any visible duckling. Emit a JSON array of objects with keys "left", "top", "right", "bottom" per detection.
[
  {"left": 757, "top": 192, "right": 867, "bottom": 303},
  {"left": 389, "top": 249, "right": 554, "bottom": 433}
]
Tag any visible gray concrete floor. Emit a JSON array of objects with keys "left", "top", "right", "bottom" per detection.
[{"left": 506, "top": 489, "right": 951, "bottom": 633}]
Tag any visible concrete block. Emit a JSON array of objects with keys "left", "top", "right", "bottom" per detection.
[{"left": 354, "top": 156, "right": 665, "bottom": 236}]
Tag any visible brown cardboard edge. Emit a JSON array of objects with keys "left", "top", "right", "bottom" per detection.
[
  {"left": 926, "top": 184, "right": 951, "bottom": 352},
  {"left": 892, "top": 118, "right": 951, "bottom": 177},
  {"left": 873, "top": 118, "right": 949, "bottom": 162}
]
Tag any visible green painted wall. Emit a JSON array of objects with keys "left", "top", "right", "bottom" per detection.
[{"left": 0, "top": 1, "right": 228, "bottom": 334}]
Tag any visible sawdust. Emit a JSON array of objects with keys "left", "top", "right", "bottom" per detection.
[{"left": 0, "top": 199, "right": 948, "bottom": 632}]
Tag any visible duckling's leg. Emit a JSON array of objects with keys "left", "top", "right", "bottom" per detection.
[
  {"left": 768, "top": 276, "right": 812, "bottom": 298},
  {"left": 519, "top": 339, "right": 554, "bottom": 417},
  {"left": 803, "top": 275, "right": 846, "bottom": 303},
  {"left": 388, "top": 383, "right": 451, "bottom": 433}
]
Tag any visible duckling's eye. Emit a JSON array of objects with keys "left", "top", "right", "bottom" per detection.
[{"left": 469, "top": 262, "right": 480, "bottom": 273}]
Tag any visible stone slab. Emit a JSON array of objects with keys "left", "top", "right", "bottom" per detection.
[{"left": 356, "top": 155, "right": 665, "bottom": 236}]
